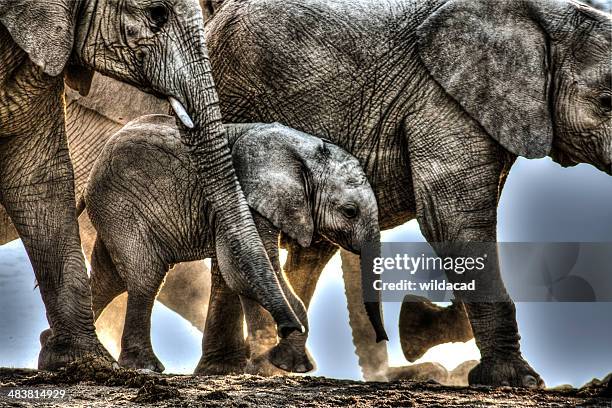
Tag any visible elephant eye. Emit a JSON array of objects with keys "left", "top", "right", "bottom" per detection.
[
  {"left": 341, "top": 204, "right": 359, "bottom": 219},
  {"left": 148, "top": 4, "right": 169, "bottom": 32},
  {"left": 599, "top": 93, "right": 612, "bottom": 113}
]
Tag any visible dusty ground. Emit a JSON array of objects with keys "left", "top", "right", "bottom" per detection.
[{"left": 0, "top": 359, "right": 610, "bottom": 407}]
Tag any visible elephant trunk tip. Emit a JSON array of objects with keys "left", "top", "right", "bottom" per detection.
[{"left": 364, "top": 301, "right": 388, "bottom": 343}]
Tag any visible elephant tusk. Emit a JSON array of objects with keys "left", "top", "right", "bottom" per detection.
[{"left": 169, "top": 97, "right": 195, "bottom": 129}]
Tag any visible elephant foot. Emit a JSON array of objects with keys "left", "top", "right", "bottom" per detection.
[
  {"left": 267, "top": 338, "right": 315, "bottom": 374},
  {"left": 38, "top": 331, "right": 114, "bottom": 371},
  {"left": 386, "top": 362, "right": 449, "bottom": 383},
  {"left": 194, "top": 355, "right": 246, "bottom": 375},
  {"left": 468, "top": 356, "right": 544, "bottom": 388},
  {"left": 118, "top": 347, "right": 165, "bottom": 373},
  {"left": 399, "top": 295, "right": 473, "bottom": 362}
]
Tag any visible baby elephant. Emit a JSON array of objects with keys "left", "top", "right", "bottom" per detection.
[{"left": 85, "top": 115, "right": 382, "bottom": 373}]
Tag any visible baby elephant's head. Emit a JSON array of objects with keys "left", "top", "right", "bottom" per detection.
[
  {"left": 312, "top": 145, "right": 379, "bottom": 254},
  {"left": 233, "top": 123, "right": 387, "bottom": 342},
  {"left": 233, "top": 123, "right": 379, "bottom": 252}
]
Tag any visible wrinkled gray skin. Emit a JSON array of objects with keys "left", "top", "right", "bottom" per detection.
[
  {"left": 0, "top": 0, "right": 306, "bottom": 371},
  {"left": 6, "top": 68, "right": 389, "bottom": 376},
  {"left": 0, "top": 0, "right": 280, "bottom": 369},
  {"left": 202, "top": 0, "right": 612, "bottom": 387},
  {"left": 83, "top": 116, "right": 381, "bottom": 373},
  {"left": 3, "top": 0, "right": 609, "bottom": 386}
]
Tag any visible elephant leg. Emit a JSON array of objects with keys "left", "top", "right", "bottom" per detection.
[
  {"left": 82, "top": 212, "right": 210, "bottom": 343},
  {"left": 340, "top": 250, "right": 389, "bottom": 381},
  {"left": 241, "top": 298, "right": 280, "bottom": 375},
  {"left": 88, "top": 237, "right": 127, "bottom": 359},
  {"left": 420, "top": 232, "right": 541, "bottom": 388},
  {"left": 462, "top": 300, "right": 543, "bottom": 387},
  {"left": 90, "top": 238, "right": 126, "bottom": 320},
  {"left": 118, "top": 259, "right": 166, "bottom": 373},
  {"left": 195, "top": 259, "right": 247, "bottom": 375},
  {"left": 0, "top": 113, "right": 110, "bottom": 370},
  {"left": 42, "top": 236, "right": 127, "bottom": 353},
  {"left": 283, "top": 238, "right": 339, "bottom": 309},
  {"left": 399, "top": 296, "right": 473, "bottom": 362},
  {"left": 410, "top": 145, "right": 543, "bottom": 388},
  {"left": 245, "top": 236, "right": 337, "bottom": 375}
]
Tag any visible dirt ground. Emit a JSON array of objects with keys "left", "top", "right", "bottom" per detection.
[{"left": 0, "top": 359, "right": 610, "bottom": 408}]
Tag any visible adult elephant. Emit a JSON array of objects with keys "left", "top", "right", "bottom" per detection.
[
  {"left": 4, "top": 0, "right": 609, "bottom": 386},
  {"left": 0, "top": 0, "right": 305, "bottom": 371},
  {"left": 201, "top": 0, "right": 611, "bottom": 387}
]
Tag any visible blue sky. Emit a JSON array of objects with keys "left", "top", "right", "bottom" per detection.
[{"left": 1, "top": 157, "right": 611, "bottom": 387}]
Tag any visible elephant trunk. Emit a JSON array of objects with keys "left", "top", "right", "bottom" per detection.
[
  {"left": 73, "top": 0, "right": 303, "bottom": 338},
  {"left": 359, "top": 229, "right": 388, "bottom": 343},
  {"left": 161, "top": 31, "right": 303, "bottom": 338}
]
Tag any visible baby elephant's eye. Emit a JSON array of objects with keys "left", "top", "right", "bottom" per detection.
[
  {"left": 599, "top": 93, "right": 612, "bottom": 113},
  {"left": 148, "top": 4, "right": 169, "bottom": 32},
  {"left": 341, "top": 204, "right": 359, "bottom": 219}
]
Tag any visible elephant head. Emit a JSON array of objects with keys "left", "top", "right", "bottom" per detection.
[
  {"left": 0, "top": 0, "right": 302, "bottom": 337},
  {"left": 417, "top": 0, "right": 611, "bottom": 174},
  {"left": 232, "top": 123, "right": 388, "bottom": 343}
]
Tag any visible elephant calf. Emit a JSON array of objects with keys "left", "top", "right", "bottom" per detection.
[{"left": 85, "top": 115, "right": 381, "bottom": 373}]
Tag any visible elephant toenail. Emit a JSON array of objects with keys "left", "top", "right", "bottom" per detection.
[{"left": 296, "top": 364, "right": 306, "bottom": 372}]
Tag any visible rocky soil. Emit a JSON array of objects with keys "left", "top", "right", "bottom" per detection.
[{"left": 0, "top": 358, "right": 610, "bottom": 407}]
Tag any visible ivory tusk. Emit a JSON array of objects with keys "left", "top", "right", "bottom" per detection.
[{"left": 168, "top": 97, "right": 195, "bottom": 129}]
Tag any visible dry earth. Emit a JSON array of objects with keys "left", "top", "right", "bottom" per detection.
[{"left": 0, "top": 358, "right": 610, "bottom": 407}]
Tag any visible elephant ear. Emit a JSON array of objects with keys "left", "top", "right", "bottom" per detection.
[
  {"left": 0, "top": 0, "right": 76, "bottom": 77},
  {"left": 232, "top": 124, "right": 315, "bottom": 248},
  {"left": 417, "top": 0, "right": 554, "bottom": 158}
]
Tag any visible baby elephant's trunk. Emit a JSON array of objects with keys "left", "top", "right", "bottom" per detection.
[{"left": 360, "top": 231, "right": 389, "bottom": 343}]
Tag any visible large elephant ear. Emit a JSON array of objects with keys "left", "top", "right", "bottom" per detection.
[
  {"left": 232, "top": 124, "right": 315, "bottom": 248},
  {"left": 417, "top": 0, "right": 554, "bottom": 159},
  {"left": 0, "top": 0, "right": 75, "bottom": 77}
]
